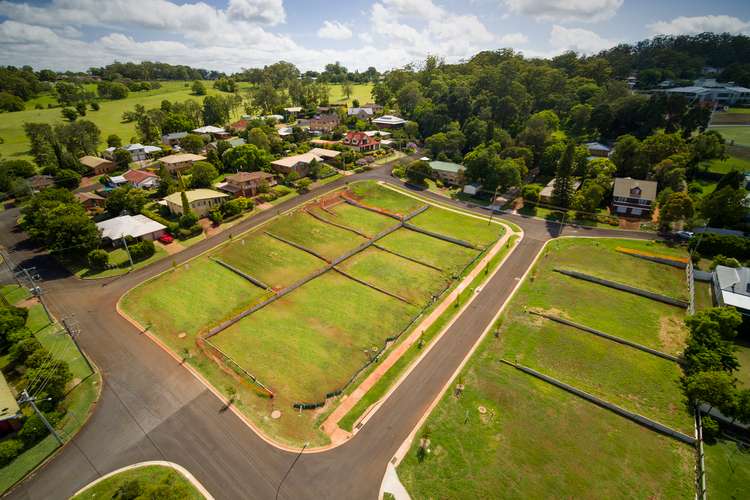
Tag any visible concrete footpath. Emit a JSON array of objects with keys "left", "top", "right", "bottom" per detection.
[{"left": 321, "top": 224, "right": 515, "bottom": 442}]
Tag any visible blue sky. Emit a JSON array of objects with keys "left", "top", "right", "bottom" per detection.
[{"left": 0, "top": 0, "right": 748, "bottom": 72}]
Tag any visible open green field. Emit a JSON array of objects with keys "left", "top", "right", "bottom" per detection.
[
  {"left": 736, "top": 343, "right": 750, "bottom": 388},
  {"left": 701, "top": 155, "right": 750, "bottom": 175},
  {"left": 73, "top": 465, "right": 204, "bottom": 500},
  {"left": 212, "top": 271, "right": 418, "bottom": 402},
  {"left": 214, "top": 233, "right": 325, "bottom": 290},
  {"left": 0, "top": 80, "right": 247, "bottom": 159},
  {"left": 409, "top": 207, "right": 502, "bottom": 248},
  {"left": 121, "top": 181, "right": 502, "bottom": 444},
  {"left": 327, "top": 83, "right": 374, "bottom": 105},
  {"left": 704, "top": 438, "right": 750, "bottom": 499},
  {"left": 398, "top": 238, "right": 696, "bottom": 498},
  {"left": 263, "top": 211, "right": 367, "bottom": 261},
  {"left": 711, "top": 126, "right": 750, "bottom": 147}
]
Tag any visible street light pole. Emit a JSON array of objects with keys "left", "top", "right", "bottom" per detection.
[{"left": 275, "top": 442, "right": 308, "bottom": 500}]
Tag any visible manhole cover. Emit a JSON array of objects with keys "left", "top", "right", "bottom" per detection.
[
  {"left": 271, "top": 410, "right": 282, "bottom": 419},
  {"left": 478, "top": 406, "right": 487, "bottom": 414}
]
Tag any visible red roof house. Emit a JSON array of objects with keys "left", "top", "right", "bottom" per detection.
[{"left": 342, "top": 131, "right": 379, "bottom": 152}]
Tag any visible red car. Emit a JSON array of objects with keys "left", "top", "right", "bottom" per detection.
[{"left": 158, "top": 233, "right": 174, "bottom": 244}]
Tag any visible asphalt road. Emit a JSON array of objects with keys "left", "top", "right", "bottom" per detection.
[{"left": 1, "top": 166, "right": 656, "bottom": 499}]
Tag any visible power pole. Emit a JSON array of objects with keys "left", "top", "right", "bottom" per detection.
[
  {"left": 121, "top": 236, "right": 134, "bottom": 269},
  {"left": 18, "top": 390, "right": 63, "bottom": 445},
  {"left": 275, "top": 442, "right": 308, "bottom": 500},
  {"left": 488, "top": 185, "right": 501, "bottom": 225},
  {"left": 62, "top": 316, "right": 94, "bottom": 374},
  {"left": 18, "top": 266, "right": 53, "bottom": 323}
]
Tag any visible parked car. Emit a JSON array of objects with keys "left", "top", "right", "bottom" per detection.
[
  {"left": 674, "top": 230, "right": 694, "bottom": 241},
  {"left": 158, "top": 233, "right": 174, "bottom": 244}
]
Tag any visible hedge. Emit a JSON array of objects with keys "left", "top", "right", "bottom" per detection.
[{"left": 689, "top": 233, "right": 750, "bottom": 260}]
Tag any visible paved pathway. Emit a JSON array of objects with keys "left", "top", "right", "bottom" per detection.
[{"left": 2, "top": 163, "right": 658, "bottom": 500}]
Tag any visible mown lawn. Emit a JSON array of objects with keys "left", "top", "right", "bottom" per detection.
[
  {"left": 213, "top": 233, "right": 325, "bottom": 290},
  {"left": 398, "top": 237, "right": 696, "bottom": 498},
  {"left": 700, "top": 155, "right": 750, "bottom": 175},
  {"left": 263, "top": 211, "right": 367, "bottom": 261},
  {"left": 711, "top": 125, "right": 750, "bottom": 147},
  {"left": 337, "top": 247, "right": 449, "bottom": 304},
  {"left": 0, "top": 284, "right": 30, "bottom": 305},
  {"left": 327, "top": 83, "right": 374, "bottom": 105},
  {"left": 408, "top": 206, "right": 502, "bottom": 248},
  {"left": 704, "top": 438, "right": 750, "bottom": 499},
  {"left": 314, "top": 202, "right": 399, "bottom": 238},
  {"left": 378, "top": 228, "right": 479, "bottom": 275},
  {"left": 398, "top": 362, "right": 694, "bottom": 499},
  {"left": 66, "top": 245, "right": 168, "bottom": 279},
  {"left": 349, "top": 181, "right": 424, "bottom": 216},
  {"left": 212, "top": 271, "right": 418, "bottom": 403},
  {"left": 120, "top": 258, "right": 270, "bottom": 341},
  {"left": 0, "top": 80, "right": 248, "bottom": 159},
  {"left": 736, "top": 343, "right": 750, "bottom": 388},
  {"left": 73, "top": 465, "right": 203, "bottom": 500}
]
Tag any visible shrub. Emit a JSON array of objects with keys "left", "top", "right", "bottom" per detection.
[
  {"left": 87, "top": 249, "right": 109, "bottom": 270},
  {"left": 9, "top": 336, "right": 43, "bottom": 365},
  {"left": 709, "top": 255, "right": 742, "bottom": 270},
  {"left": 690, "top": 233, "right": 750, "bottom": 260},
  {"left": 90, "top": 102, "right": 100, "bottom": 111},
  {"left": 0, "top": 439, "right": 24, "bottom": 467},
  {"left": 702, "top": 416, "right": 720, "bottom": 442},
  {"left": 274, "top": 185, "right": 293, "bottom": 196},
  {"left": 129, "top": 240, "right": 155, "bottom": 261},
  {"left": 522, "top": 183, "right": 542, "bottom": 203},
  {"left": 18, "top": 412, "right": 61, "bottom": 447},
  {"left": 209, "top": 209, "right": 224, "bottom": 224},
  {"left": 392, "top": 166, "right": 406, "bottom": 178},
  {"left": 179, "top": 212, "right": 198, "bottom": 229}
]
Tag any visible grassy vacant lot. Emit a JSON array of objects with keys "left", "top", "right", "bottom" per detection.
[
  {"left": 214, "top": 233, "right": 325, "bottom": 290},
  {"left": 327, "top": 83, "right": 374, "bottom": 105},
  {"left": 0, "top": 81, "right": 246, "bottom": 159},
  {"left": 704, "top": 438, "right": 750, "bottom": 498},
  {"left": 263, "top": 211, "right": 367, "bottom": 261},
  {"left": 73, "top": 465, "right": 203, "bottom": 500},
  {"left": 701, "top": 154, "right": 750, "bottom": 175},
  {"left": 121, "top": 181, "right": 502, "bottom": 444},
  {"left": 398, "top": 238, "right": 696, "bottom": 498},
  {"left": 213, "top": 271, "right": 418, "bottom": 402},
  {"left": 712, "top": 125, "right": 750, "bottom": 147},
  {"left": 349, "top": 182, "right": 423, "bottom": 216},
  {"left": 409, "top": 207, "right": 502, "bottom": 248}
]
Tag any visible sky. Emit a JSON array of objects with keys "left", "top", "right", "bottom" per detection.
[{"left": 0, "top": 0, "right": 749, "bottom": 73}]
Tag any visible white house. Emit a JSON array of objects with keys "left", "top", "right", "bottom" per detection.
[
  {"left": 713, "top": 265, "right": 750, "bottom": 316},
  {"left": 97, "top": 214, "right": 166, "bottom": 242},
  {"left": 663, "top": 79, "right": 750, "bottom": 107},
  {"left": 612, "top": 177, "right": 657, "bottom": 217},
  {"left": 372, "top": 115, "right": 406, "bottom": 128}
]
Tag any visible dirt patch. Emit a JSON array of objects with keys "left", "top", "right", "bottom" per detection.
[
  {"left": 16, "top": 296, "right": 39, "bottom": 309},
  {"left": 341, "top": 191, "right": 402, "bottom": 218},
  {"left": 618, "top": 217, "right": 642, "bottom": 230},
  {"left": 659, "top": 315, "right": 687, "bottom": 355}
]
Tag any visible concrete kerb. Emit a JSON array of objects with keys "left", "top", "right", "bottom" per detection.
[{"left": 70, "top": 460, "right": 215, "bottom": 499}]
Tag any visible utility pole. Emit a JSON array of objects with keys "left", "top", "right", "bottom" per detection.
[
  {"left": 62, "top": 316, "right": 94, "bottom": 374},
  {"left": 18, "top": 390, "right": 63, "bottom": 445},
  {"left": 275, "top": 442, "right": 308, "bottom": 500},
  {"left": 18, "top": 265, "right": 53, "bottom": 323},
  {"left": 121, "top": 236, "right": 134, "bottom": 269},
  {"left": 488, "top": 185, "right": 501, "bottom": 225}
]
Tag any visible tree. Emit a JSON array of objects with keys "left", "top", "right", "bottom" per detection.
[
  {"left": 296, "top": 178, "right": 312, "bottom": 193},
  {"left": 191, "top": 80, "right": 206, "bottom": 96},
  {"left": 247, "top": 127, "right": 270, "bottom": 151},
  {"left": 75, "top": 102, "right": 87, "bottom": 116},
  {"left": 54, "top": 120, "right": 101, "bottom": 158},
  {"left": 190, "top": 161, "right": 218, "bottom": 188},
  {"left": 658, "top": 192, "right": 694, "bottom": 230},
  {"left": 0, "top": 92, "right": 24, "bottom": 112},
  {"left": 107, "top": 134, "right": 122, "bottom": 148},
  {"left": 53, "top": 168, "right": 81, "bottom": 189},
  {"left": 342, "top": 81, "right": 354, "bottom": 99},
  {"left": 221, "top": 144, "right": 271, "bottom": 173},
  {"left": 113, "top": 149, "right": 132, "bottom": 170},
  {"left": 54, "top": 81, "right": 85, "bottom": 106},
  {"left": 572, "top": 181, "right": 605, "bottom": 213},
  {"left": 552, "top": 142, "right": 575, "bottom": 208},
  {"left": 61, "top": 107, "right": 77, "bottom": 122},
  {"left": 104, "top": 186, "right": 148, "bottom": 217},
  {"left": 179, "top": 134, "right": 205, "bottom": 154},
  {"left": 404, "top": 160, "right": 434, "bottom": 186},
  {"left": 610, "top": 135, "right": 647, "bottom": 178},
  {"left": 700, "top": 186, "right": 747, "bottom": 228},
  {"left": 464, "top": 144, "right": 524, "bottom": 192},
  {"left": 683, "top": 371, "right": 737, "bottom": 413},
  {"left": 202, "top": 95, "right": 230, "bottom": 125},
  {"left": 87, "top": 249, "right": 109, "bottom": 270},
  {"left": 684, "top": 307, "right": 742, "bottom": 375}
]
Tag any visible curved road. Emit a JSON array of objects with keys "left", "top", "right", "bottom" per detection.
[{"left": 2, "top": 167, "right": 655, "bottom": 499}]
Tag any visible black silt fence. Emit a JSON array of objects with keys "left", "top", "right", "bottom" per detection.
[
  {"left": 265, "top": 231, "right": 330, "bottom": 262},
  {"left": 554, "top": 269, "right": 689, "bottom": 308},
  {"left": 304, "top": 208, "right": 369, "bottom": 238},
  {"left": 616, "top": 251, "right": 688, "bottom": 269},
  {"left": 403, "top": 223, "right": 476, "bottom": 249},
  {"left": 373, "top": 244, "right": 444, "bottom": 272},
  {"left": 342, "top": 197, "right": 402, "bottom": 220},
  {"left": 211, "top": 258, "right": 272, "bottom": 290}
]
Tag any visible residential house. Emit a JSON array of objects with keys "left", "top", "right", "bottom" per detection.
[
  {"left": 308, "top": 113, "right": 340, "bottom": 133},
  {"left": 28, "top": 175, "right": 54, "bottom": 192},
  {"left": 372, "top": 115, "right": 406, "bottom": 128},
  {"left": 159, "top": 153, "right": 207, "bottom": 174},
  {"left": 712, "top": 265, "right": 750, "bottom": 316},
  {"left": 342, "top": 131, "right": 379, "bottom": 152},
  {"left": 663, "top": 79, "right": 750, "bottom": 107},
  {"left": 163, "top": 189, "right": 229, "bottom": 218},
  {"left": 429, "top": 160, "right": 464, "bottom": 185},
  {"left": 363, "top": 102, "right": 384, "bottom": 114},
  {"left": 123, "top": 169, "right": 160, "bottom": 189},
  {"left": 271, "top": 148, "right": 340, "bottom": 177},
  {"left": 79, "top": 155, "right": 115, "bottom": 175},
  {"left": 348, "top": 107, "right": 374, "bottom": 121},
  {"left": 193, "top": 126, "right": 229, "bottom": 140},
  {"left": 310, "top": 139, "right": 340, "bottom": 148},
  {"left": 365, "top": 130, "right": 390, "bottom": 138},
  {"left": 277, "top": 126, "right": 294, "bottom": 138},
  {"left": 217, "top": 171, "right": 276, "bottom": 197},
  {"left": 74, "top": 191, "right": 105, "bottom": 211},
  {"left": 584, "top": 142, "right": 611, "bottom": 159},
  {"left": 612, "top": 177, "right": 657, "bottom": 217},
  {"left": 97, "top": 214, "right": 167, "bottom": 242},
  {"left": 161, "top": 132, "right": 188, "bottom": 146},
  {"left": 207, "top": 137, "right": 246, "bottom": 151},
  {"left": 0, "top": 372, "right": 21, "bottom": 437},
  {"left": 229, "top": 119, "right": 249, "bottom": 133},
  {"left": 105, "top": 144, "right": 162, "bottom": 162},
  {"left": 539, "top": 178, "right": 583, "bottom": 204}
]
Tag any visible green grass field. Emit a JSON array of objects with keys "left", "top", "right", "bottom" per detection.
[
  {"left": 409, "top": 207, "right": 503, "bottom": 248},
  {"left": 213, "top": 271, "right": 418, "bottom": 402},
  {"left": 736, "top": 343, "right": 750, "bottom": 388},
  {"left": 701, "top": 155, "right": 750, "bottom": 175},
  {"left": 711, "top": 126, "right": 750, "bottom": 147},
  {"left": 327, "top": 83, "right": 374, "bottom": 105},
  {"left": 214, "top": 233, "right": 325, "bottom": 290},
  {"left": 263, "top": 211, "right": 367, "bottom": 261},
  {"left": 121, "top": 181, "right": 502, "bottom": 444},
  {"left": 349, "top": 182, "right": 424, "bottom": 216},
  {"left": 0, "top": 81, "right": 247, "bottom": 159},
  {"left": 73, "top": 465, "right": 203, "bottom": 500},
  {"left": 704, "top": 438, "right": 750, "bottom": 499},
  {"left": 398, "top": 238, "right": 696, "bottom": 498}
]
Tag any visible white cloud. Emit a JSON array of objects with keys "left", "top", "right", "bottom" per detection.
[
  {"left": 382, "top": 0, "right": 444, "bottom": 20},
  {"left": 503, "top": 0, "right": 623, "bottom": 23},
  {"left": 227, "top": 0, "right": 286, "bottom": 25},
  {"left": 429, "top": 15, "right": 495, "bottom": 43},
  {"left": 648, "top": 15, "right": 750, "bottom": 36},
  {"left": 317, "top": 20, "right": 353, "bottom": 40},
  {"left": 549, "top": 25, "right": 618, "bottom": 54},
  {"left": 359, "top": 32, "right": 374, "bottom": 44},
  {"left": 498, "top": 32, "right": 529, "bottom": 45}
]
